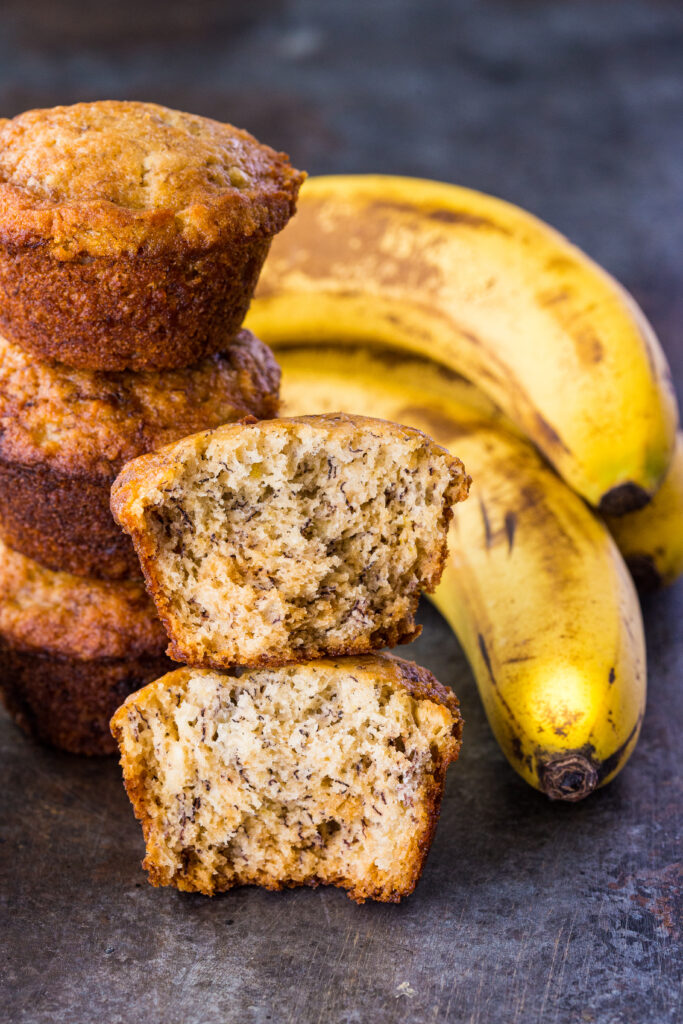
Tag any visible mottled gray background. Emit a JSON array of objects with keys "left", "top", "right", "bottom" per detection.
[{"left": 0, "top": 2, "right": 681, "bottom": 1023}]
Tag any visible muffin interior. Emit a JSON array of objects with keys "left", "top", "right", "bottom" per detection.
[
  {"left": 141, "top": 421, "right": 460, "bottom": 662},
  {"left": 113, "top": 663, "right": 459, "bottom": 897}
]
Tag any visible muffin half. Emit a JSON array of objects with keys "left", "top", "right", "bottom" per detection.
[
  {"left": 111, "top": 655, "right": 463, "bottom": 902},
  {"left": 0, "top": 327, "right": 280, "bottom": 578},
  {"left": 111, "top": 413, "right": 470, "bottom": 668},
  {"left": 0, "top": 537, "right": 171, "bottom": 754},
  {"left": 0, "top": 101, "right": 304, "bottom": 370}
]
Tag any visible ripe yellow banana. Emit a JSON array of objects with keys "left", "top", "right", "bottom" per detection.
[
  {"left": 248, "top": 174, "right": 678, "bottom": 513},
  {"left": 605, "top": 432, "right": 683, "bottom": 590},
  {"left": 277, "top": 344, "right": 646, "bottom": 800}
]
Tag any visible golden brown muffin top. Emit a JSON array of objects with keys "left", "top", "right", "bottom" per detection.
[
  {"left": 0, "top": 101, "right": 305, "bottom": 257},
  {"left": 0, "top": 328, "right": 280, "bottom": 479},
  {"left": 0, "top": 537, "right": 166, "bottom": 659}
]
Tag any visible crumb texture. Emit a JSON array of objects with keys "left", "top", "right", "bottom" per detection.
[
  {"left": 111, "top": 414, "right": 470, "bottom": 668},
  {"left": 111, "top": 656, "right": 462, "bottom": 901}
]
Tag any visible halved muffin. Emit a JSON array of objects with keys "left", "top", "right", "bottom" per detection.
[
  {"left": 0, "top": 537, "right": 171, "bottom": 754},
  {"left": 0, "top": 101, "right": 304, "bottom": 370},
  {"left": 111, "top": 413, "right": 470, "bottom": 668},
  {"left": 0, "top": 328, "right": 280, "bottom": 578},
  {"left": 111, "top": 654, "right": 463, "bottom": 902}
]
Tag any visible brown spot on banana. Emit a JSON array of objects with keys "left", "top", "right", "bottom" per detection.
[
  {"left": 510, "top": 736, "right": 524, "bottom": 761},
  {"left": 394, "top": 404, "right": 468, "bottom": 443},
  {"left": 535, "top": 286, "right": 605, "bottom": 365},
  {"left": 479, "top": 499, "right": 493, "bottom": 550},
  {"left": 460, "top": 495, "right": 517, "bottom": 555},
  {"left": 367, "top": 200, "right": 513, "bottom": 234},
  {"left": 477, "top": 633, "right": 524, "bottom": 735},
  {"left": 429, "top": 209, "right": 509, "bottom": 230},
  {"left": 509, "top": 739, "right": 533, "bottom": 772},
  {"left": 550, "top": 710, "right": 584, "bottom": 739},
  {"left": 276, "top": 199, "right": 448, "bottom": 292},
  {"left": 593, "top": 714, "right": 643, "bottom": 784},
  {"left": 504, "top": 511, "right": 516, "bottom": 554},
  {"left": 532, "top": 411, "right": 572, "bottom": 456}
]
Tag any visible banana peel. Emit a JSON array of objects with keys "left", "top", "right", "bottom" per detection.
[
  {"left": 606, "top": 432, "right": 683, "bottom": 590},
  {"left": 249, "top": 174, "right": 678, "bottom": 513},
  {"left": 277, "top": 345, "right": 646, "bottom": 800}
]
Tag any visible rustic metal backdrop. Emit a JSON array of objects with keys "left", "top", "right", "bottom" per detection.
[{"left": 1, "top": 2, "right": 681, "bottom": 1022}]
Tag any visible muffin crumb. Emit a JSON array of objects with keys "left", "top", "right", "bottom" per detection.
[
  {"left": 111, "top": 654, "right": 463, "bottom": 902},
  {"left": 111, "top": 413, "right": 471, "bottom": 668}
]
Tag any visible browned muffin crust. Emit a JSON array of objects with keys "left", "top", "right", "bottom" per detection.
[
  {"left": 0, "top": 536, "right": 171, "bottom": 754},
  {"left": 0, "top": 462, "right": 140, "bottom": 579},
  {"left": 0, "top": 643, "right": 173, "bottom": 755},
  {"left": 0, "top": 328, "right": 281, "bottom": 578},
  {"left": 0, "top": 102, "right": 304, "bottom": 255},
  {"left": 111, "top": 654, "right": 463, "bottom": 901},
  {"left": 0, "top": 240, "right": 272, "bottom": 371},
  {"left": 0, "top": 101, "right": 305, "bottom": 369},
  {"left": 0, "top": 535, "right": 166, "bottom": 659}
]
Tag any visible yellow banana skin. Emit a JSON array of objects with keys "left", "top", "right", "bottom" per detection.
[
  {"left": 248, "top": 174, "right": 678, "bottom": 512},
  {"left": 277, "top": 344, "right": 647, "bottom": 800},
  {"left": 606, "top": 432, "right": 683, "bottom": 590}
]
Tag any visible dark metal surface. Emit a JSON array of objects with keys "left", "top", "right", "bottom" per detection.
[
  {"left": 1, "top": 2, "right": 681, "bottom": 1022},
  {"left": 2, "top": 595, "right": 682, "bottom": 1024}
]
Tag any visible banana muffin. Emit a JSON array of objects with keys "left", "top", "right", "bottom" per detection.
[
  {"left": 111, "top": 654, "right": 463, "bottom": 902},
  {"left": 0, "top": 536, "right": 171, "bottom": 754},
  {"left": 0, "top": 327, "right": 280, "bottom": 578},
  {"left": 0, "top": 101, "right": 304, "bottom": 370},
  {"left": 111, "top": 413, "right": 470, "bottom": 668}
]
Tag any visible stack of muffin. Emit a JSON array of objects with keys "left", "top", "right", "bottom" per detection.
[
  {"left": 107, "top": 413, "right": 470, "bottom": 901},
  {"left": 0, "top": 100, "right": 304, "bottom": 753}
]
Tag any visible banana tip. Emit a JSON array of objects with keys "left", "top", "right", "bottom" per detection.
[
  {"left": 598, "top": 481, "right": 651, "bottom": 516},
  {"left": 539, "top": 754, "right": 599, "bottom": 802},
  {"left": 624, "top": 554, "right": 663, "bottom": 591}
]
